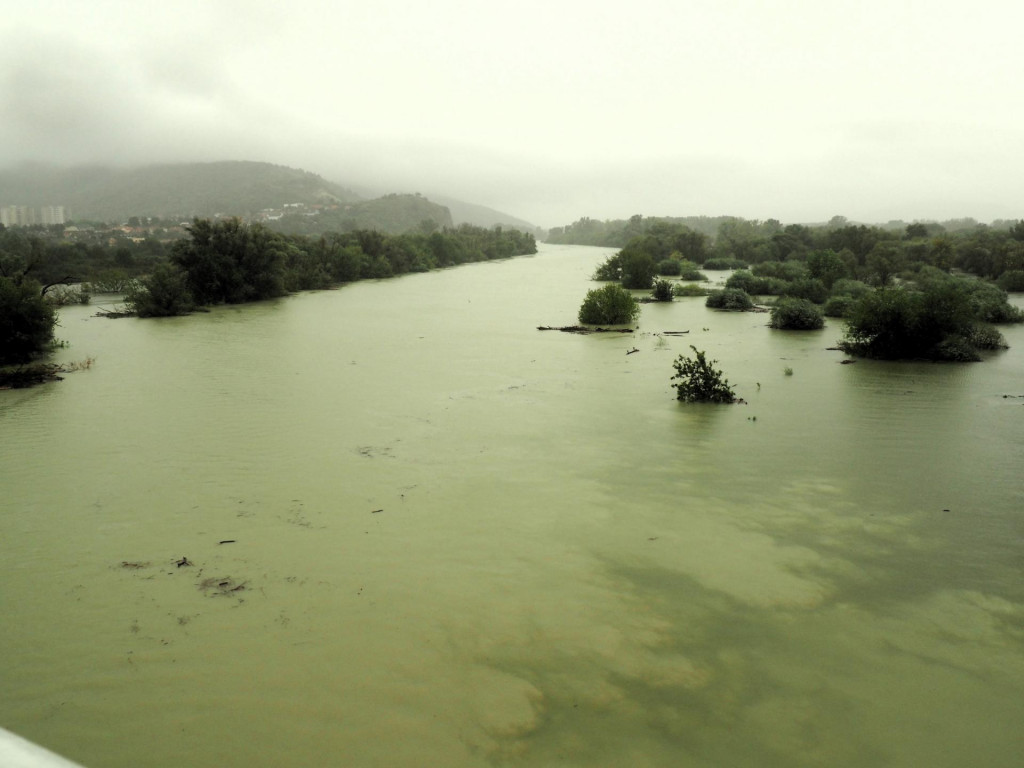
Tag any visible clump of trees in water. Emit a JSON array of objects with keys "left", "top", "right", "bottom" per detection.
[
  {"left": 582, "top": 215, "right": 1023, "bottom": 362},
  {"left": 838, "top": 268, "right": 1019, "bottom": 361},
  {"left": 125, "top": 218, "right": 537, "bottom": 317},
  {"left": 578, "top": 284, "right": 640, "bottom": 325}
]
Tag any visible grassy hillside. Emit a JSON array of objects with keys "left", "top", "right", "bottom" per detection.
[{"left": 0, "top": 161, "right": 360, "bottom": 221}]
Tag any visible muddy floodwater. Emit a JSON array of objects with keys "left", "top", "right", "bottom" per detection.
[{"left": 2, "top": 244, "right": 1023, "bottom": 767}]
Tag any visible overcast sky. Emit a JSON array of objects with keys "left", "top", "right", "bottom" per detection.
[{"left": 2, "top": 0, "right": 1022, "bottom": 227}]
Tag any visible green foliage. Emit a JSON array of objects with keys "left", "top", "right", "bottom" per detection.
[
  {"left": 751, "top": 260, "right": 809, "bottom": 282},
  {"left": 830, "top": 279, "right": 872, "bottom": 298},
  {"left": 702, "top": 257, "right": 749, "bottom": 270},
  {"left": 673, "top": 283, "right": 708, "bottom": 297},
  {"left": 657, "top": 259, "right": 681, "bottom": 276},
  {"left": 592, "top": 253, "right": 622, "bottom": 281},
  {"left": 619, "top": 244, "right": 657, "bottom": 289},
  {"left": 806, "top": 249, "right": 849, "bottom": 289},
  {"left": 578, "top": 284, "right": 640, "bottom": 325},
  {"left": 769, "top": 298, "right": 825, "bottom": 330},
  {"left": 671, "top": 346, "right": 736, "bottom": 403},
  {"left": 997, "top": 270, "right": 1024, "bottom": 291},
  {"left": 822, "top": 295, "right": 856, "bottom": 318},
  {"left": 678, "top": 261, "right": 707, "bottom": 281},
  {"left": 725, "top": 270, "right": 787, "bottom": 295},
  {"left": 0, "top": 276, "right": 57, "bottom": 364},
  {"left": 705, "top": 288, "right": 754, "bottom": 311},
  {"left": 171, "top": 218, "right": 288, "bottom": 305},
  {"left": 650, "top": 279, "right": 674, "bottom": 302},
  {"left": 839, "top": 276, "right": 1010, "bottom": 360},
  {"left": 781, "top": 277, "right": 829, "bottom": 304},
  {"left": 124, "top": 264, "right": 195, "bottom": 317}
]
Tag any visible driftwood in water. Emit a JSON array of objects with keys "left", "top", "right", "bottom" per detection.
[
  {"left": 661, "top": 331, "right": 690, "bottom": 336},
  {"left": 537, "top": 325, "right": 634, "bottom": 334}
]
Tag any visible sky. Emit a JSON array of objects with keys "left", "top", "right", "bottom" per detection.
[{"left": 1, "top": 0, "right": 1022, "bottom": 228}]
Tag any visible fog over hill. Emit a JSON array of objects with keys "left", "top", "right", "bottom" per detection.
[
  {"left": 1, "top": 1, "right": 1022, "bottom": 227},
  {"left": 0, "top": 161, "right": 542, "bottom": 233}
]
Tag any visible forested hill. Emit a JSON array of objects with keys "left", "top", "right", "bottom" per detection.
[
  {"left": 265, "top": 193, "right": 453, "bottom": 237},
  {"left": 0, "top": 161, "right": 360, "bottom": 221}
]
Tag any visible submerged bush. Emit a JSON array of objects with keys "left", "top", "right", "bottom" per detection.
[
  {"left": 770, "top": 297, "right": 825, "bottom": 330},
  {"left": 578, "top": 283, "right": 640, "bottom": 325},
  {"left": 705, "top": 288, "right": 754, "bottom": 311},
  {"left": 650, "top": 279, "right": 674, "bottom": 302},
  {"left": 678, "top": 260, "right": 708, "bottom": 281},
  {"left": 671, "top": 346, "right": 736, "bottom": 403}
]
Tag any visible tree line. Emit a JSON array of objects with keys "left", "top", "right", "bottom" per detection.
[
  {"left": 551, "top": 214, "right": 1024, "bottom": 290},
  {"left": 0, "top": 218, "right": 536, "bottom": 364},
  {"left": 585, "top": 220, "right": 1024, "bottom": 362}
]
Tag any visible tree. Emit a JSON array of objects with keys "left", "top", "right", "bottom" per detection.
[
  {"left": 671, "top": 346, "right": 736, "bottom": 403},
  {"left": 578, "top": 284, "right": 640, "bottom": 325},
  {"left": 806, "top": 249, "right": 848, "bottom": 289},
  {"left": 124, "top": 264, "right": 194, "bottom": 317},
  {"left": 1, "top": 276, "right": 57, "bottom": 364},
  {"left": 838, "top": 277, "right": 1010, "bottom": 361},
  {"left": 770, "top": 298, "right": 825, "bottom": 330},
  {"left": 171, "top": 218, "right": 287, "bottom": 305}
]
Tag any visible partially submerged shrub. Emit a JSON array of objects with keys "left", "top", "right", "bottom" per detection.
[
  {"left": 650, "top": 279, "right": 674, "bottom": 302},
  {"left": 769, "top": 297, "right": 825, "bottom": 330},
  {"left": 726, "top": 270, "right": 787, "bottom": 295},
  {"left": 678, "top": 261, "right": 708, "bottom": 281},
  {"left": 705, "top": 288, "right": 754, "bottom": 311},
  {"left": 671, "top": 346, "right": 736, "bottom": 403},
  {"left": 578, "top": 283, "right": 640, "bottom": 325}
]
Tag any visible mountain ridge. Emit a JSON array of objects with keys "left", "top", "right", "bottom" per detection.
[{"left": 0, "top": 160, "right": 541, "bottom": 234}]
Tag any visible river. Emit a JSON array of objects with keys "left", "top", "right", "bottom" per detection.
[{"left": 2, "top": 244, "right": 1023, "bottom": 767}]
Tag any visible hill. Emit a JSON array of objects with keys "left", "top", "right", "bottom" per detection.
[
  {"left": 265, "top": 193, "right": 454, "bottom": 236},
  {"left": 0, "top": 161, "right": 360, "bottom": 222}
]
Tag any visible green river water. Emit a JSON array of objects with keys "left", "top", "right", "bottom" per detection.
[{"left": 2, "top": 244, "right": 1023, "bottom": 767}]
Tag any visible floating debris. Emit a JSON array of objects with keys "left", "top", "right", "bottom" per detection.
[{"left": 198, "top": 576, "right": 247, "bottom": 597}]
